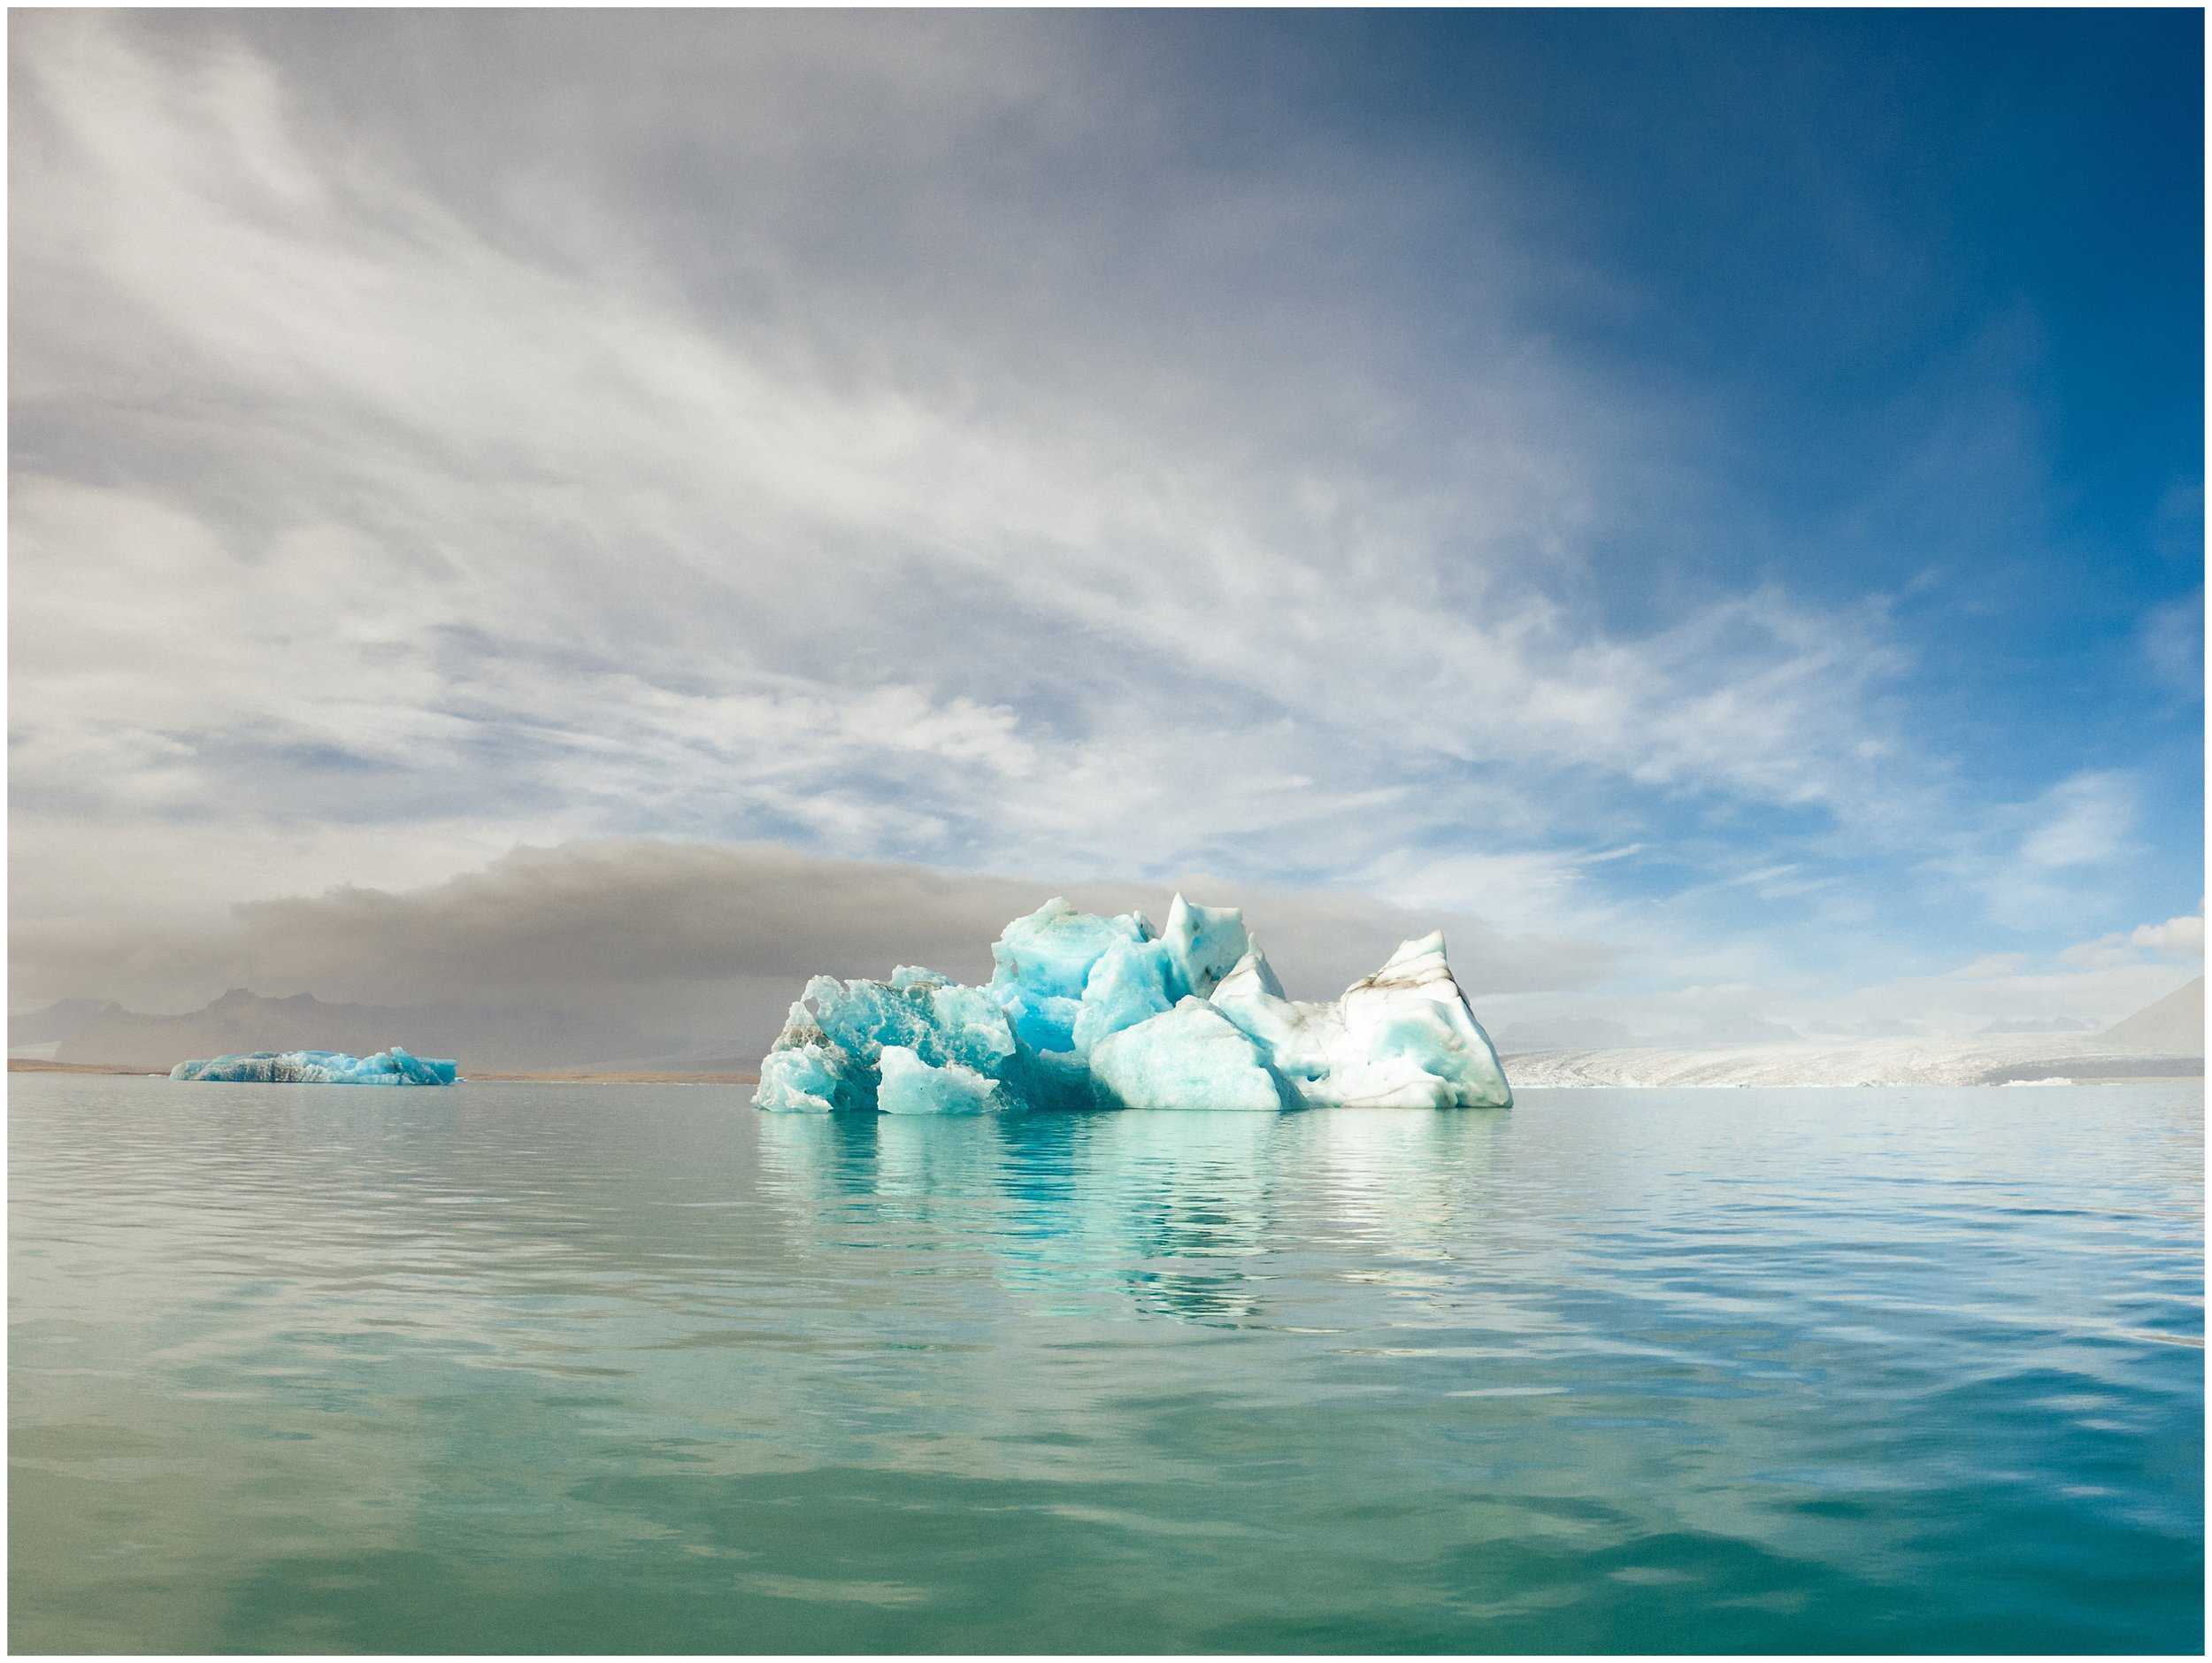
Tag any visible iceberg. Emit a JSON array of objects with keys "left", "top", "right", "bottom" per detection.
[
  {"left": 754, "top": 895, "right": 1511, "bottom": 1113},
  {"left": 169, "top": 1046, "right": 459, "bottom": 1085}
]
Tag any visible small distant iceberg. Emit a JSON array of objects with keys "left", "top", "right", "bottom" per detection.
[
  {"left": 169, "top": 1046, "right": 459, "bottom": 1086},
  {"left": 756, "top": 895, "right": 1511, "bottom": 1114}
]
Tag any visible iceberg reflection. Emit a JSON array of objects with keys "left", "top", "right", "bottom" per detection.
[{"left": 757, "top": 1108, "right": 1517, "bottom": 1328}]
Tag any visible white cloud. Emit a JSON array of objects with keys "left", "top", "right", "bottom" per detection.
[
  {"left": 8, "top": 14, "right": 1938, "bottom": 914},
  {"left": 2062, "top": 909, "right": 2208, "bottom": 970},
  {"left": 1924, "top": 769, "right": 2147, "bottom": 935},
  {"left": 2017, "top": 770, "right": 2137, "bottom": 870},
  {"left": 2132, "top": 912, "right": 2206, "bottom": 955}
]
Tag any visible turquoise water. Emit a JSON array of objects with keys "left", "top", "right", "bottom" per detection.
[{"left": 9, "top": 1074, "right": 2202, "bottom": 1652}]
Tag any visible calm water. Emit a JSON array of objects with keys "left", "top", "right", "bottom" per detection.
[{"left": 9, "top": 1074, "right": 2203, "bottom": 1653}]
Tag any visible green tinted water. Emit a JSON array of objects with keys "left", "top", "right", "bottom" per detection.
[{"left": 10, "top": 1075, "right": 2202, "bottom": 1651}]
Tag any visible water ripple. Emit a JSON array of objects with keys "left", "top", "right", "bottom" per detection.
[{"left": 9, "top": 1075, "right": 2203, "bottom": 1652}]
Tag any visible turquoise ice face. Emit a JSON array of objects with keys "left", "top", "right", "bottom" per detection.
[
  {"left": 875, "top": 1045, "right": 1006, "bottom": 1114},
  {"left": 988, "top": 898, "right": 1152, "bottom": 1002},
  {"left": 754, "top": 894, "right": 1513, "bottom": 1114},
  {"left": 1087, "top": 998, "right": 1300, "bottom": 1113},
  {"left": 1070, "top": 938, "right": 1185, "bottom": 1058}
]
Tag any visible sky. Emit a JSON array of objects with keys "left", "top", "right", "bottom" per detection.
[{"left": 7, "top": 9, "right": 2204, "bottom": 1052}]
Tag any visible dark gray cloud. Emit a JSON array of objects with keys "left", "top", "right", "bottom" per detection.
[{"left": 10, "top": 839, "right": 1618, "bottom": 1059}]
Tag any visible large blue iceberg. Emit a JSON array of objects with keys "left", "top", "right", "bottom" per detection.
[
  {"left": 755, "top": 896, "right": 1511, "bottom": 1113},
  {"left": 170, "top": 1046, "right": 459, "bottom": 1086}
]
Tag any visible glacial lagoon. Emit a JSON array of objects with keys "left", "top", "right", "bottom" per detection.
[{"left": 9, "top": 1072, "right": 2202, "bottom": 1651}]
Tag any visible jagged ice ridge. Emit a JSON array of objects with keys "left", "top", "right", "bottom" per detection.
[
  {"left": 170, "top": 1046, "right": 460, "bottom": 1086},
  {"left": 755, "top": 896, "right": 1513, "bottom": 1113}
]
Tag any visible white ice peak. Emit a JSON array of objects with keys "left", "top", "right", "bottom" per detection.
[{"left": 1210, "top": 931, "right": 1511, "bottom": 1110}]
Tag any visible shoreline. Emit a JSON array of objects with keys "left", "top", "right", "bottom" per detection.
[
  {"left": 8, "top": 1058, "right": 760, "bottom": 1086},
  {"left": 11, "top": 1056, "right": 2197, "bottom": 1091},
  {"left": 467, "top": 1068, "right": 760, "bottom": 1085}
]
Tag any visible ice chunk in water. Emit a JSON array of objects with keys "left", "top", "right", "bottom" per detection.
[
  {"left": 169, "top": 1046, "right": 458, "bottom": 1085},
  {"left": 753, "top": 897, "right": 1511, "bottom": 1113}
]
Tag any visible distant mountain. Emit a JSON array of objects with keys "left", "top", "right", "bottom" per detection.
[
  {"left": 1982, "top": 1016, "right": 2097, "bottom": 1035},
  {"left": 7, "top": 997, "right": 130, "bottom": 1047},
  {"left": 7, "top": 989, "right": 673, "bottom": 1074},
  {"left": 2100, "top": 977, "right": 2205, "bottom": 1057}
]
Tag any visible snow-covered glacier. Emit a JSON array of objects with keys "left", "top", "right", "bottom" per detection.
[
  {"left": 170, "top": 1046, "right": 459, "bottom": 1085},
  {"left": 755, "top": 896, "right": 1511, "bottom": 1113}
]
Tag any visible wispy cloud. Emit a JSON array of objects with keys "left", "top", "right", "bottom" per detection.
[
  {"left": 8, "top": 16, "right": 1926, "bottom": 862},
  {"left": 2139, "top": 591, "right": 2204, "bottom": 703}
]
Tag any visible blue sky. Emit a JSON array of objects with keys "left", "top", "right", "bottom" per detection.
[{"left": 8, "top": 10, "right": 2202, "bottom": 1044}]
